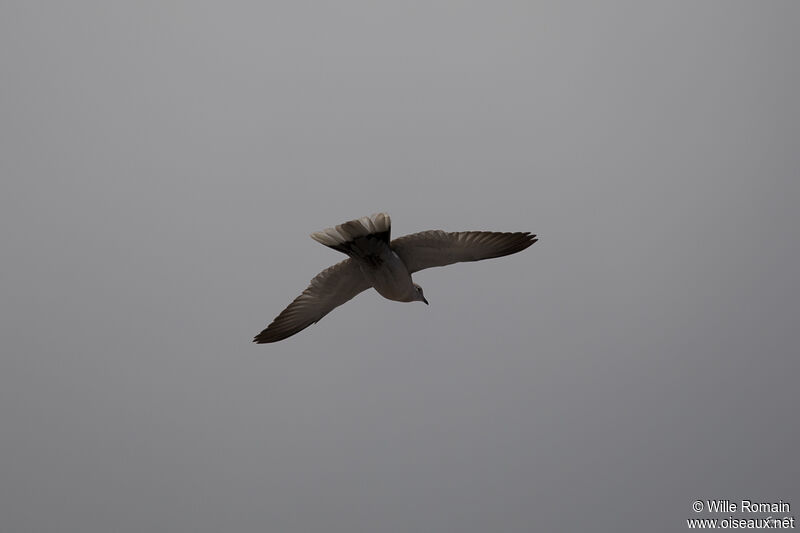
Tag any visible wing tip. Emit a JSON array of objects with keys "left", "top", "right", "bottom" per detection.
[
  {"left": 509, "top": 232, "right": 538, "bottom": 253},
  {"left": 253, "top": 325, "right": 295, "bottom": 344},
  {"left": 253, "top": 331, "right": 274, "bottom": 344}
]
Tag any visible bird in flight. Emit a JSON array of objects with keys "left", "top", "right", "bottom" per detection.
[{"left": 253, "top": 213, "right": 537, "bottom": 343}]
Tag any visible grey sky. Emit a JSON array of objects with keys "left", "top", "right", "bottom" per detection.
[{"left": 1, "top": 2, "right": 798, "bottom": 532}]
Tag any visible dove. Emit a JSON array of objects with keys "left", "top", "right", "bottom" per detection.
[{"left": 254, "top": 213, "right": 537, "bottom": 343}]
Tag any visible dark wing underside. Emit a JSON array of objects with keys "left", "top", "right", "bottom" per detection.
[
  {"left": 391, "top": 231, "right": 537, "bottom": 274},
  {"left": 253, "top": 258, "right": 371, "bottom": 343}
]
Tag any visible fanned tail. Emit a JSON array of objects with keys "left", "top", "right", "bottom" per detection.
[{"left": 310, "top": 213, "right": 391, "bottom": 265}]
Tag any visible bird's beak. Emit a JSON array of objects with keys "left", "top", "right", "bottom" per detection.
[{"left": 423, "top": 297, "right": 429, "bottom": 305}]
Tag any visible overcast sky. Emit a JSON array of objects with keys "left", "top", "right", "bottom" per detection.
[{"left": 1, "top": 2, "right": 798, "bottom": 532}]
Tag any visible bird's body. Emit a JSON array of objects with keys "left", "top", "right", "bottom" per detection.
[
  {"left": 253, "top": 213, "right": 537, "bottom": 343},
  {"left": 362, "top": 250, "right": 418, "bottom": 302}
]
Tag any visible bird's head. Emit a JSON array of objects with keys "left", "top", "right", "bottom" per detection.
[{"left": 413, "top": 283, "right": 429, "bottom": 305}]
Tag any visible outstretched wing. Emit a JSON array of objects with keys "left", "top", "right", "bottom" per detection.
[
  {"left": 391, "top": 231, "right": 537, "bottom": 274},
  {"left": 253, "top": 259, "right": 371, "bottom": 343}
]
